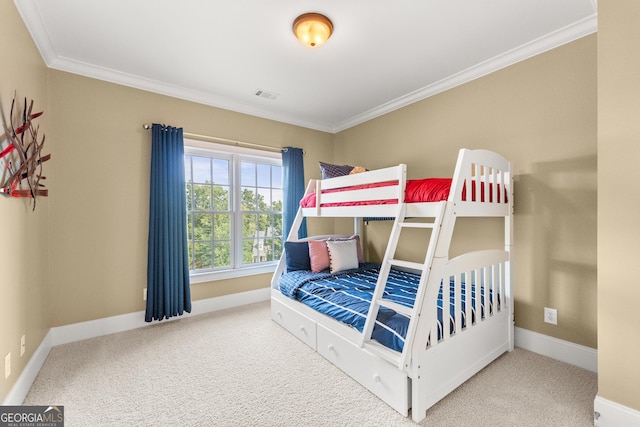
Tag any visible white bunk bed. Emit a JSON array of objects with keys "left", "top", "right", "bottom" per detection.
[{"left": 271, "top": 148, "right": 513, "bottom": 423}]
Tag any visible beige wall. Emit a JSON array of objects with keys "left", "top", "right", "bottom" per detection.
[
  {"left": 597, "top": 1, "right": 640, "bottom": 412},
  {"left": 335, "top": 36, "right": 598, "bottom": 349},
  {"left": 11, "top": 0, "right": 639, "bottom": 415},
  {"left": 47, "top": 71, "right": 334, "bottom": 326},
  {"left": 1, "top": 1, "right": 333, "bottom": 402},
  {"left": 0, "top": 1, "right": 50, "bottom": 401}
]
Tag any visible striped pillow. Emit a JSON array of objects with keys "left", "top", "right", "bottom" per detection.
[{"left": 319, "top": 161, "right": 354, "bottom": 179}]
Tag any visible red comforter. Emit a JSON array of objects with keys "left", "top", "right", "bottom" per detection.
[
  {"left": 300, "top": 178, "right": 506, "bottom": 208},
  {"left": 300, "top": 178, "right": 454, "bottom": 208}
]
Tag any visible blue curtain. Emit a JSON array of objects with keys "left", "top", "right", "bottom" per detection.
[
  {"left": 146, "top": 124, "right": 191, "bottom": 322},
  {"left": 282, "top": 147, "right": 307, "bottom": 240}
]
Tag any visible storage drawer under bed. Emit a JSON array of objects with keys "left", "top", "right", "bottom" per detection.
[
  {"left": 271, "top": 297, "right": 317, "bottom": 350},
  {"left": 316, "top": 323, "right": 410, "bottom": 416}
]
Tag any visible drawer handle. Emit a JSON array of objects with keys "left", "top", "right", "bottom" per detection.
[
  {"left": 328, "top": 344, "right": 335, "bottom": 352},
  {"left": 373, "top": 374, "right": 381, "bottom": 383},
  {"left": 299, "top": 326, "right": 306, "bottom": 333}
]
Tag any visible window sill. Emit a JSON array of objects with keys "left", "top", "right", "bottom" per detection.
[{"left": 190, "top": 264, "right": 277, "bottom": 284}]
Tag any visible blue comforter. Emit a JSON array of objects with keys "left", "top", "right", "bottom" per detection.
[{"left": 279, "top": 264, "right": 490, "bottom": 352}]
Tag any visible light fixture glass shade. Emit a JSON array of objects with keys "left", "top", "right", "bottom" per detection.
[{"left": 292, "top": 13, "right": 333, "bottom": 48}]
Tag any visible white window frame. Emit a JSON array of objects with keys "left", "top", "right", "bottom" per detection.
[{"left": 184, "top": 138, "right": 282, "bottom": 284}]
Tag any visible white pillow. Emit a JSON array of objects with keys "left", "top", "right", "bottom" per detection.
[{"left": 326, "top": 239, "right": 359, "bottom": 274}]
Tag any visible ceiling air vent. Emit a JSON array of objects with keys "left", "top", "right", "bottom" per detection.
[{"left": 253, "top": 89, "right": 279, "bottom": 100}]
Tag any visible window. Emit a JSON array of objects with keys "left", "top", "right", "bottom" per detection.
[{"left": 184, "top": 140, "right": 282, "bottom": 282}]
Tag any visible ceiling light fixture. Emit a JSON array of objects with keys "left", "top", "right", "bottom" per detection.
[{"left": 292, "top": 13, "right": 333, "bottom": 48}]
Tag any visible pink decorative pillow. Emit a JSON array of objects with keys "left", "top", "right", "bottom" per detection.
[
  {"left": 308, "top": 240, "right": 331, "bottom": 272},
  {"left": 308, "top": 235, "right": 364, "bottom": 272}
]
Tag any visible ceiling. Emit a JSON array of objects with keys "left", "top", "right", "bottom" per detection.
[{"left": 15, "top": 0, "right": 597, "bottom": 133}]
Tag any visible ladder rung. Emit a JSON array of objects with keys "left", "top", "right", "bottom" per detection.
[
  {"left": 377, "top": 298, "right": 413, "bottom": 317},
  {"left": 363, "top": 341, "right": 402, "bottom": 367},
  {"left": 399, "top": 222, "right": 435, "bottom": 229},
  {"left": 388, "top": 259, "right": 424, "bottom": 270}
]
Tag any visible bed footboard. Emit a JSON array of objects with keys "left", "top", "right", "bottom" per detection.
[
  {"left": 411, "top": 309, "right": 511, "bottom": 422},
  {"left": 408, "top": 249, "right": 513, "bottom": 422}
]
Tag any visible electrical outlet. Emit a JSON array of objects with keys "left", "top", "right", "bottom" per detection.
[
  {"left": 143, "top": 288, "right": 147, "bottom": 301},
  {"left": 21, "top": 335, "right": 26, "bottom": 357},
  {"left": 4, "top": 352, "right": 10, "bottom": 379},
  {"left": 544, "top": 307, "right": 558, "bottom": 325}
]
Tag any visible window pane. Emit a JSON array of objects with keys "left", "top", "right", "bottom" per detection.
[
  {"left": 264, "top": 237, "right": 281, "bottom": 262},
  {"left": 193, "top": 242, "right": 213, "bottom": 269},
  {"left": 214, "top": 214, "right": 230, "bottom": 239},
  {"left": 212, "top": 159, "right": 229, "bottom": 185},
  {"left": 273, "top": 213, "right": 283, "bottom": 237},
  {"left": 193, "top": 213, "right": 213, "bottom": 240},
  {"left": 257, "top": 188, "right": 271, "bottom": 210},
  {"left": 273, "top": 237, "right": 283, "bottom": 260},
  {"left": 192, "top": 156, "right": 212, "bottom": 183},
  {"left": 263, "top": 238, "right": 274, "bottom": 262},
  {"left": 250, "top": 239, "right": 271, "bottom": 263},
  {"left": 213, "top": 185, "right": 229, "bottom": 211},
  {"left": 272, "top": 166, "right": 282, "bottom": 188},
  {"left": 193, "top": 185, "right": 212, "bottom": 211},
  {"left": 257, "top": 164, "right": 271, "bottom": 187},
  {"left": 258, "top": 214, "right": 270, "bottom": 233},
  {"left": 272, "top": 189, "right": 283, "bottom": 211},
  {"left": 243, "top": 239, "right": 255, "bottom": 264},
  {"left": 213, "top": 241, "right": 231, "bottom": 267},
  {"left": 184, "top": 156, "right": 192, "bottom": 182},
  {"left": 186, "top": 213, "right": 193, "bottom": 240},
  {"left": 186, "top": 183, "right": 193, "bottom": 210},
  {"left": 241, "top": 187, "right": 256, "bottom": 210},
  {"left": 243, "top": 214, "right": 257, "bottom": 238},
  {"left": 241, "top": 162, "right": 255, "bottom": 186}
]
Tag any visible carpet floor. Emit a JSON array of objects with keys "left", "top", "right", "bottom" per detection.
[{"left": 24, "top": 301, "right": 597, "bottom": 426}]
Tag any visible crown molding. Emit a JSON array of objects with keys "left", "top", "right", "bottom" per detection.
[
  {"left": 46, "top": 55, "right": 336, "bottom": 133},
  {"left": 13, "top": 0, "right": 58, "bottom": 65},
  {"left": 332, "top": 13, "right": 598, "bottom": 133},
  {"left": 16, "top": 0, "right": 596, "bottom": 134}
]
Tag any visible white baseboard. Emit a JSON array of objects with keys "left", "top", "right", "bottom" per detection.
[
  {"left": 2, "top": 330, "right": 53, "bottom": 405},
  {"left": 514, "top": 327, "right": 597, "bottom": 372},
  {"left": 2, "top": 287, "right": 270, "bottom": 405},
  {"left": 52, "top": 287, "right": 270, "bottom": 346},
  {"left": 595, "top": 396, "right": 640, "bottom": 427}
]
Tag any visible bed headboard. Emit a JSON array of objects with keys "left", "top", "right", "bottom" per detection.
[{"left": 448, "top": 149, "right": 512, "bottom": 217}]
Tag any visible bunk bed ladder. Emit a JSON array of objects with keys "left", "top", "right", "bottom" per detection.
[{"left": 359, "top": 202, "right": 446, "bottom": 369}]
